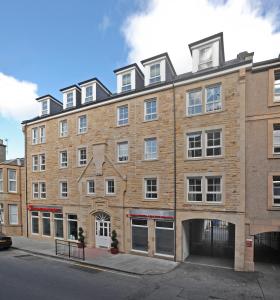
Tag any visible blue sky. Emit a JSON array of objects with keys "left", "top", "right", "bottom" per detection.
[
  {"left": 0, "top": 0, "right": 140, "bottom": 158},
  {"left": 0, "top": 0, "right": 279, "bottom": 159}
]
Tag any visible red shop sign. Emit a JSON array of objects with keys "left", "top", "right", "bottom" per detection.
[{"left": 28, "top": 205, "right": 62, "bottom": 213}]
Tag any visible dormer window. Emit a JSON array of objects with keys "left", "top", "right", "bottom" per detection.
[
  {"left": 66, "top": 92, "right": 74, "bottom": 108},
  {"left": 41, "top": 100, "right": 49, "bottom": 116},
  {"left": 150, "top": 63, "right": 161, "bottom": 84},
  {"left": 122, "top": 73, "right": 131, "bottom": 92},
  {"left": 199, "top": 46, "right": 213, "bottom": 70},
  {"left": 85, "top": 86, "right": 93, "bottom": 103},
  {"left": 189, "top": 33, "right": 225, "bottom": 73}
]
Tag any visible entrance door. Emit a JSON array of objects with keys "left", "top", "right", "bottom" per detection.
[{"left": 95, "top": 213, "right": 111, "bottom": 248}]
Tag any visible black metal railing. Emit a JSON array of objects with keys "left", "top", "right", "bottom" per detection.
[{"left": 55, "top": 240, "right": 85, "bottom": 261}]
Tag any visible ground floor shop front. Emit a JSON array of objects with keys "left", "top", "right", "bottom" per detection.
[{"left": 25, "top": 205, "right": 253, "bottom": 271}]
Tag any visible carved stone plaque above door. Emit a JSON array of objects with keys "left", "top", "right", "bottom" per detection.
[{"left": 93, "top": 143, "right": 106, "bottom": 176}]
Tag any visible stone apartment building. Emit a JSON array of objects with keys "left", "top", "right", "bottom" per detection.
[
  {"left": 0, "top": 139, "right": 24, "bottom": 236},
  {"left": 20, "top": 32, "right": 280, "bottom": 271}
]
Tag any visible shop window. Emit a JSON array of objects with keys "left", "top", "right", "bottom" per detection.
[
  {"left": 31, "top": 212, "right": 39, "bottom": 234},
  {"left": 42, "top": 212, "right": 51, "bottom": 236},
  {"left": 131, "top": 219, "right": 148, "bottom": 252},
  {"left": 68, "top": 214, "right": 78, "bottom": 240},
  {"left": 155, "top": 221, "right": 174, "bottom": 256},
  {"left": 54, "top": 213, "right": 64, "bottom": 238}
]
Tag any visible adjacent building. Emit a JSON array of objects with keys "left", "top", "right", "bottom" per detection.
[
  {"left": 20, "top": 32, "right": 280, "bottom": 271},
  {"left": 0, "top": 139, "right": 24, "bottom": 236}
]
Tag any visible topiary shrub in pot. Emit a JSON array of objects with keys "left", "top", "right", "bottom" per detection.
[
  {"left": 110, "top": 230, "right": 119, "bottom": 254},
  {"left": 78, "top": 227, "right": 85, "bottom": 248}
]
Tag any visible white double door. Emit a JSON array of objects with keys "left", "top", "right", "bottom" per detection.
[{"left": 95, "top": 213, "right": 111, "bottom": 248}]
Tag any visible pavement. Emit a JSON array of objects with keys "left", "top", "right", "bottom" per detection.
[{"left": 11, "top": 236, "right": 178, "bottom": 275}]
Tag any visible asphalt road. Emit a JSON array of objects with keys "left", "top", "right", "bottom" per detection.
[{"left": 1, "top": 249, "right": 280, "bottom": 300}]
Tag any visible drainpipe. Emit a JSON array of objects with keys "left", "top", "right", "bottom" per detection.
[
  {"left": 23, "top": 124, "right": 29, "bottom": 237},
  {"left": 172, "top": 82, "right": 177, "bottom": 262}
]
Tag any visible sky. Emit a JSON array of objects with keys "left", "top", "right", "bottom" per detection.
[{"left": 0, "top": 0, "right": 280, "bottom": 159}]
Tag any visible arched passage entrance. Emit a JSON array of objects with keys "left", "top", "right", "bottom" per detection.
[
  {"left": 95, "top": 212, "right": 111, "bottom": 248},
  {"left": 254, "top": 232, "right": 280, "bottom": 264},
  {"left": 182, "top": 219, "right": 235, "bottom": 262}
]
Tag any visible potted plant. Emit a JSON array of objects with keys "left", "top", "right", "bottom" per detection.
[
  {"left": 110, "top": 230, "right": 119, "bottom": 254},
  {"left": 77, "top": 227, "right": 85, "bottom": 248}
]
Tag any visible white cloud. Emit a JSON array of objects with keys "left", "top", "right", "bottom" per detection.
[
  {"left": 0, "top": 73, "right": 39, "bottom": 121},
  {"left": 122, "top": 0, "right": 280, "bottom": 74}
]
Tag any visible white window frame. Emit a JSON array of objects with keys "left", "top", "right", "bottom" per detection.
[
  {"left": 59, "top": 120, "right": 68, "bottom": 137},
  {"left": 117, "top": 105, "right": 128, "bottom": 126},
  {"left": 187, "top": 89, "right": 202, "bottom": 116},
  {"left": 8, "top": 169, "right": 17, "bottom": 193},
  {"left": 117, "top": 141, "right": 129, "bottom": 162},
  {"left": 41, "top": 100, "right": 49, "bottom": 115},
  {"left": 273, "top": 124, "right": 280, "bottom": 154},
  {"left": 144, "top": 177, "right": 158, "bottom": 200},
  {"left": 54, "top": 213, "right": 64, "bottom": 239},
  {"left": 32, "top": 182, "right": 39, "bottom": 199},
  {"left": 66, "top": 92, "right": 74, "bottom": 108},
  {"left": 39, "top": 154, "right": 46, "bottom": 171},
  {"left": 198, "top": 46, "right": 213, "bottom": 70},
  {"left": 42, "top": 212, "right": 51, "bottom": 237},
  {"left": 105, "top": 179, "right": 115, "bottom": 195},
  {"left": 67, "top": 214, "right": 78, "bottom": 241},
  {"left": 131, "top": 218, "right": 148, "bottom": 253},
  {"left": 78, "top": 148, "right": 87, "bottom": 166},
  {"left": 205, "top": 129, "right": 222, "bottom": 157},
  {"left": 39, "top": 182, "right": 46, "bottom": 199},
  {"left": 31, "top": 211, "right": 39, "bottom": 235},
  {"left": 8, "top": 204, "right": 18, "bottom": 225},
  {"left": 144, "top": 138, "right": 157, "bottom": 160},
  {"left": 187, "top": 177, "right": 203, "bottom": 202},
  {"left": 78, "top": 115, "right": 87, "bottom": 134},
  {"left": 40, "top": 126, "right": 46, "bottom": 143},
  {"left": 274, "top": 71, "right": 280, "bottom": 102},
  {"left": 150, "top": 63, "right": 161, "bottom": 84},
  {"left": 60, "top": 181, "right": 68, "bottom": 198},
  {"left": 273, "top": 176, "right": 280, "bottom": 206},
  {"left": 32, "top": 155, "right": 39, "bottom": 171},
  {"left": 122, "top": 73, "right": 132, "bottom": 92},
  {"left": 85, "top": 85, "right": 93, "bottom": 102},
  {"left": 60, "top": 150, "right": 68, "bottom": 168},
  {"left": 144, "top": 98, "right": 157, "bottom": 121},
  {"left": 87, "top": 180, "right": 95, "bottom": 195},
  {"left": 205, "top": 84, "right": 222, "bottom": 112},
  {"left": 187, "top": 132, "right": 202, "bottom": 159},
  {"left": 32, "top": 127, "right": 39, "bottom": 144},
  {"left": 206, "top": 176, "right": 222, "bottom": 203}
]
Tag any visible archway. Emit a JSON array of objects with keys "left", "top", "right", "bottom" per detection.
[
  {"left": 254, "top": 232, "right": 280, "bottom": 264},
  {"left": 182, "top": 219, "right": 235, "bottom": 266}
]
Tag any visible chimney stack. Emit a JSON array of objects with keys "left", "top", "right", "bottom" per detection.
[{"left": 0, "top": 139, "right": 6, "bottom": 163}]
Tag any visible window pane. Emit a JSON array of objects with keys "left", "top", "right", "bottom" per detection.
[
  {"left": 187, "top": 90, "right": 202, "bottom": 116},
  {"left": 156, "top": 227, "right": 174, "bottom": 256},
  {"left": 132, "top": 225, "right": 148, "bottom": 251},
  {"left": 118, "top": 106, "right": 128, "bottom": 125},
  {"left": 118, "top": 142, "right": 128, "bottom": 161},
  {"left": 206, "top": 85, "right": 221, "bottom": 112}
]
